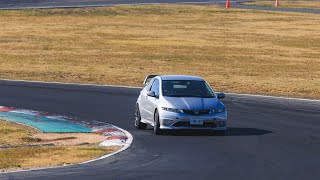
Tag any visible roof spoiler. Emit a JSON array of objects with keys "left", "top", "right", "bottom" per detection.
[{"left": 143, "top": 74, "right": 159, "bottom": 86}]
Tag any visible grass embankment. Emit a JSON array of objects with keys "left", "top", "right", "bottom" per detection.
[
  {"left": 243, "top": 0, "right": 320, "bottom": 10},
  {"left": 0, "top": 5, "right": 319, "bottom": 98},
  {"left": 0, "top": 120, "right": 117, "bottom": 170}
]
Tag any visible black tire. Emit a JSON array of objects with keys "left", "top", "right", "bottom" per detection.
[
  {"left": 135, "top": 104, "right": 147, "bottom": 129},
  {"left": 154, "top": 110, "right": 163, "bottom": 135}
]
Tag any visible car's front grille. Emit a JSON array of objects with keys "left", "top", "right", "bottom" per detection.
[
  {"left": 172, "top": 121, "right": 217, "bottom": 128},
  {"left": 183, "top": 110, "right": 210, "bottom": 116}
]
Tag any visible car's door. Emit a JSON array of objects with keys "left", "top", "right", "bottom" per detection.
[
  {"left": 139, "top": 79, "right": 154, "bottom": 120},
  {"left": 144, "top": 78, "right": 160, "bottom": 122}
]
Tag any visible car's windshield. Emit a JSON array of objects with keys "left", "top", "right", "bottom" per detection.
[{"left": 162, "top": 80, "right": 215, "bottom": 98}]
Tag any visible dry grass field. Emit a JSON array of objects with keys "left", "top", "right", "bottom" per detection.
[
  {"left": 0, "top": 120, "right": 39, "bottom": 146},
  {"left": 0, "top": 146, "right": 117, "bottom": 170},
  {"left": 244, "top": 0, "right": 320, "bottom": 10},
  {"left": 0, "top": 5, "right": 319, "bottom": 98},
  {"left": 0, "top": 120, "right": 118, "bottom": 170}
]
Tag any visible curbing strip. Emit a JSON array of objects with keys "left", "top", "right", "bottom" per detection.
[{"left": 81, "top": 125, "right": 133, "bottom": 164}]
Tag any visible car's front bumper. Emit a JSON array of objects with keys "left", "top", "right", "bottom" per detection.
[{"left": 158, "top": 109, "right": 227, "bottom": 131}]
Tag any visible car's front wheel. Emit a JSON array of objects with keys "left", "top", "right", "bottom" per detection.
[
  {"left": 154, "top": 110, "right": 163, "bottom": 135},
  {"left": 135, "top": 104, "right": 147, "bottom": 129}
]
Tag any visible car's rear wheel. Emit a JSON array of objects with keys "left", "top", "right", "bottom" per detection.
[
  {"left": 154, "top": 110, "right": 163, "bottom": 135},
  {"left": 135, "top": 104, "right": 147, "bottom": 129}
]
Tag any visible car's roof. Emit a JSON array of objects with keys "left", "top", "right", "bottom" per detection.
[{"left": 159, "top": 75, "right": 204, "bottom": 81}]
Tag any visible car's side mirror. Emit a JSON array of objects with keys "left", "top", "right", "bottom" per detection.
[
  {"left": 217, "top": 92, "right": 225, "bottom": 99},
  {"left": 147, "top": 91, "right": 157, "bottom": 98}
]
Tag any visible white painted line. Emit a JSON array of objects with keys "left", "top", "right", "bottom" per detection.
[
  {"left": 0, "top": 78, "right": 142, "bottom": 89},
  {"left": 0, "top": 1, "right": 227, "bottom": 10},
  {"left": 225, "top": 92, "right": 320, "bottom": 103}
]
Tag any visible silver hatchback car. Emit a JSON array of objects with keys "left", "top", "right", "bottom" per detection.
[{"left": 135, "top": 75, "right": 227, "bottom": 135}]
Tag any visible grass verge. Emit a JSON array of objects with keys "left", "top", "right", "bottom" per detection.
[
  {"left": 0, "top": 120, "right": 119, "bottom": 171},
  {"left": 0, "top": 5, "right": 319, "bottom": 99},
  {"left": 0, "top": 120, "right": 39, "bottom": 146},
  {"left": 0, "top": 146, "right": 118, "bottom": 170},
  {"left": 243, "top": 1, "right": 320, "bottom": 10}
]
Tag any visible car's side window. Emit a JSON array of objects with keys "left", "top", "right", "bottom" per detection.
[
  {"left": 150, "top": 79, "right": 160, "bottom": 97},
  {"left": 146, "top": 79, "right": 154, "bottom": 91}
]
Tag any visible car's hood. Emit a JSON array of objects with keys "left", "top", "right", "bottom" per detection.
[{"left": 161, "top": 96, "right": 224, "bottom": 110}]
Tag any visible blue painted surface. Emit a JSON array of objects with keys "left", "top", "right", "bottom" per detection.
[{"left": 0, "top": 111, "right": 92, "bottom": 133}]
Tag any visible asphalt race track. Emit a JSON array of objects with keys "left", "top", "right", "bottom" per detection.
[{"left": 0, "top": 80, "right": 319, "bottom": 180}]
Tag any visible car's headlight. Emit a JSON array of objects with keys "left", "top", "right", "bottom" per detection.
[
  {"left": 209, "top": 108, "right": 225, "bottom": 114},
  {"left": 161, "top": 107, "right": 184, "bottom": 113}
]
